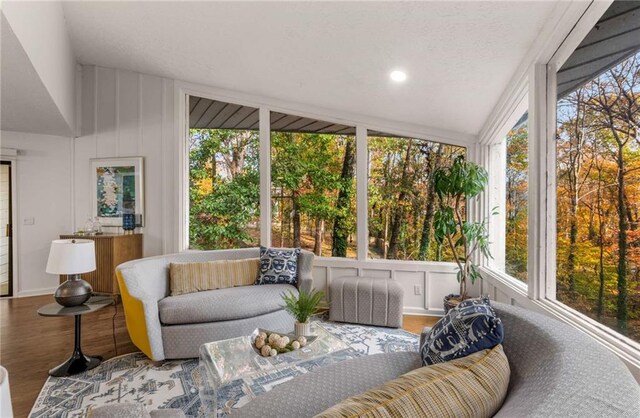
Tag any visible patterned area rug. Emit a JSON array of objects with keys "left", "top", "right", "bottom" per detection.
[{"left": 30, "top": 321, "right": 418, "bottom": 417}]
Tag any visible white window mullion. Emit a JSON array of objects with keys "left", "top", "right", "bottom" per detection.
[
  {"left": 356, "top": 125, "right": 368, "bottom": 261},
  {"left": 528, "top": 64, "right": 548, "bottom": 300},
  {"left": 545, "top": 65, "right": 558, "bottom": 300},
  {"left": 259, "top": 107, "right": 271, "bottom": 247},
  {"left": 178, "top": 90, "right": 189, "bottom": 252},
  {"left": 487, "top": 141, "right": 506, "bottom": 271}
]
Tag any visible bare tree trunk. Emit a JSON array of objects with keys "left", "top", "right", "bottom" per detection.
[
  {"left": 596, "top": 163, "right": 606, "bottom": 320},
  {"left": 292, "top": 190, "right": 301, "bottom": 248},
  {"left": 279, "top": 193, "right": 285, "bottom": 247},
  {"left": 588, "top": 209, "right": 597, "bottom": 242},
  {"left": 314, "top": 218, "right": 324, "bottom": 256},
  {"left": 568, "top": 207, "right": 578, "bottom": 292},
  {"left": 383, "top": 208, "right": 389, "bottom": 258},
  {"left": 332, "top": 137, "right": 356, "bottom": 257},
  {"left": 567, "top": 95, "right": 585, "bottom": 293},
  {"left": 419, "top": 144, "right": 443, "bottom": 260},
  {"left": 624, "top": 193, "right": 637, "bottom": 232},
  {"left": 388, "top": 140, "right": 413, "bottom": 259},
  {"left": 616, "top": 143, "right": 628, "bottom": 333}
]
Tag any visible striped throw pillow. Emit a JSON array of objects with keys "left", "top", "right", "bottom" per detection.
[
  {"left": 315, "top": 344, "right": 510, "bottom": 418},
  {"left": 169, "top": 258, "right": 260, "bottom": 296}
]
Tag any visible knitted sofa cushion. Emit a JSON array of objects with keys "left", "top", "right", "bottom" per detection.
[
  {"left": 315, "top": 344, "right": 510, "bottom": 418},
  {"left": 169, "top": 258, "right": 259, "bottom": 296}
]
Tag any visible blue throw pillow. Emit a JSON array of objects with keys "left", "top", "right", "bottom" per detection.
[
  {"left": 255, "top": 246, "right": 300, "bottom": 286},
  {"left": 420, "top": 296, "right": 504, "bottom": 365}
]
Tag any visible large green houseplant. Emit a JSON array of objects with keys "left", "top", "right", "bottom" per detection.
[{"left": 432, "top": 155, "right": 493, "bottom": 311}]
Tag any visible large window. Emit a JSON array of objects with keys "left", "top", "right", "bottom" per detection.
[
  {"left": 367, "top": 133, "right": 465, "bottom": 261},
  {"left": 186, "top": 100, "right": 468, "bottom": 263},
  {"left": 505, "top": 114, "right": 528, "bottom": 282},
  {"left": 555, "top": 7, "right": 640, "bottom": 341},
  {"left": 270, "top": 112, "right": 357, "bottom": 257},
  {"left": 188, "top": 97, "right": 260, "bottom": 249}
]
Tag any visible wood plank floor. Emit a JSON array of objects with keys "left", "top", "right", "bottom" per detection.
[{"left": 0, "top": 294, "right": 439, "bottom": 418}]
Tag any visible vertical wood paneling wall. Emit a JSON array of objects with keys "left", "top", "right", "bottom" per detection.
[
  {"left": 75, "top": 66, "right": 175, "bottom": 258},
  {"left": 77, "top": 64, "right": 471, "bottom": 315}
]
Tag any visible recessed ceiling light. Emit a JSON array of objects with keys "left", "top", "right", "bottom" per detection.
[{"left": 390, "top": 70, "right": 407, "bottom": 82}]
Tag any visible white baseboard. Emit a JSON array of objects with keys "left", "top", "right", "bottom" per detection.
[
  {"left": 403, "top": 307, "right": 443, "bottom": 317},
  {"left": 16, "top": 287, "right": 57, "bottom": 298}
]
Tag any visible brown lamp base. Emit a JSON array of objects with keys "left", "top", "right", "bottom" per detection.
[{"left": 55, "top": 275, "right": 93, "bottom": 307}]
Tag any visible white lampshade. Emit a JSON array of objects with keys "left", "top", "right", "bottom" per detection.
[{"left": 46, "top": 239, "right": 96, "bottom": 275}]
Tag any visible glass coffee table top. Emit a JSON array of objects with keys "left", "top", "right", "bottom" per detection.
[{"left": 198, "top": 322, "right": 351, "bottom": 416}]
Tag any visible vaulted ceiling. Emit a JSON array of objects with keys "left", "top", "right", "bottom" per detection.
[{"left": 57, "top": 2, "right": 559, "bottom": 136}]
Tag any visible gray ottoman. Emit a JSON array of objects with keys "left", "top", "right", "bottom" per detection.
[{"left": 329, "top": 276, "right": 403, "bottom": 328}]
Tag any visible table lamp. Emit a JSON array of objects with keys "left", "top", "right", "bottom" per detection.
[{"left": 46, "top": 239, "right": 96, "bottom": 307}]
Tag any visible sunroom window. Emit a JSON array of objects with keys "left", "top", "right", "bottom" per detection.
[
  {"left": 270, "top": 112, "right": 357, "bottom": 258},
  {"left": 367, "top": 132, "right": 465, "bottom": 261},
  {"left": 505, "top": 113, "right": 528, "bottom": 283},
  {"left": 188, "top": 97, "right": 260, "bottom": 250},
  {"left": 554, "top": 1, "right": 640, "bottom": 341}
]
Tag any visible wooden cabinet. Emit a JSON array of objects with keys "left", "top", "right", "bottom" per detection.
[{"left": 59, "top": 233, "right": 143, "bottom": 295}]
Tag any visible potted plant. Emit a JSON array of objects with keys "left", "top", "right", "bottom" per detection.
[
  {"left": 432, "top": 155, "right": 493, "bottom": 312},
  {"left": 281, "top": 289, "right": 325, "bottom": 337}
]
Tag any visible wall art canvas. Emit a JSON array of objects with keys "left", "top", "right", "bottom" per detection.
[{"left": 90, "top": 157, "right": 144, "bottom": 226}]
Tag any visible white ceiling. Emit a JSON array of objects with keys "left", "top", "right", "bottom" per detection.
[
  {"left": 62, "top": 1, "right": 559, "bottom": 136},
  {"left": 1, "top": 14, "right": 74, "bottom": 137}
]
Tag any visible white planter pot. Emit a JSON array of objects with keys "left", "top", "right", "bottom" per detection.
[{"left": 294, "top": 321, "right": 311, "bottom": 337}]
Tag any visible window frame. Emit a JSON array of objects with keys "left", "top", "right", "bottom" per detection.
[
  {"left": 175, "top": 83, "right": 475, "bottom": 262},
  {"left": 485, "top": 95, "right": 529, "bottom": 283}
]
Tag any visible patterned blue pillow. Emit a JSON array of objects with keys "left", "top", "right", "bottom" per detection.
[
  {"left": 420, "top": 296, "right": 504, "bottom": 365},
  {"left": 255, "top": 246, "right": 300, "bottom": 286}
]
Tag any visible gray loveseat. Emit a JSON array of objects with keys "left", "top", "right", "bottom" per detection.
[
  {"left": 116, "top": 248, "right": 314, "bottom": 361},
  {"left": 233, "top": 303, "right": 640, "bottom": 417}
]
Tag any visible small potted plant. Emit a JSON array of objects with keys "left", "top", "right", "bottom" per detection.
[
  {"left": 432, "top": 155, "right": 494, "bottom": 312},
  {"left": 281, "top": 289, "right": 325, "bottom": 337}
]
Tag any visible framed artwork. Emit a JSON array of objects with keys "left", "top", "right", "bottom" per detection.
[{"left": 90, "top": 157, "right": 144, "bottom": 226}]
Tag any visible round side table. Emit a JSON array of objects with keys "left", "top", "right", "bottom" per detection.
[{"left": 37, "top": 296, "right": 113, "bottom": 377}]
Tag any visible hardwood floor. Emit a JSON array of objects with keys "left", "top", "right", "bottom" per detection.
[
  {"left": 0, "top": 295, "right": 137, "bottom": 418},
  {"left": 0, "top": 294, "right": 439, "bottom": 418},
  {"left": 403, "top": 314, "right": 439, "bottom": 334}
]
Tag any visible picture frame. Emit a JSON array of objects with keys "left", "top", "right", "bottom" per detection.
[{"left": 90, "top": 157, "right": 144, "bottom": 227}]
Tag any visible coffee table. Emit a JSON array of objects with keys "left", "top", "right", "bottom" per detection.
[{"left": 198, "top": 322, "right": 351, "bottom": 416}]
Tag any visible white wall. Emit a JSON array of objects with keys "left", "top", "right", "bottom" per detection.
[
  {"left": 0, "top": 131, "right": 73, "bottom": 296},
  {"left": 75, "top": 66, "right": 176, "bottom": 257},
  {"left": 1, "top": 1, "right": 77, "bottom": 134}
]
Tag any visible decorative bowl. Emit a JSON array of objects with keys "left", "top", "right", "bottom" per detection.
[{"left": 250, "top": 328, "right": 317, "bottom": 357}]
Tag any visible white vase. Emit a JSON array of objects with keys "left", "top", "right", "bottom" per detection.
[{"left": 294, "top": 321, "right": 311, "bottom": 337}]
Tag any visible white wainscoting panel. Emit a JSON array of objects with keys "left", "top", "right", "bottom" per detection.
[
  {"left": 313, "top": 258, "right": 460, "bottom": 316},
  {"left": 311, "top": 266, "right": 328, "bottom": 296},
  {"left": 427, "top": 271, "right": 460, "bottom": 313},
  {"left": 395, "top": 270, "right": 425, "bottom": 311},
  {"left": 361, "top": 269, "right": 392, "bottom": 279}
]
